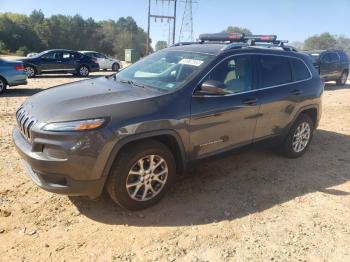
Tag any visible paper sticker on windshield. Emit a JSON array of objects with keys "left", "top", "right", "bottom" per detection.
[{"left": 179, "top": 58, "right": 203, "bottom": 67}]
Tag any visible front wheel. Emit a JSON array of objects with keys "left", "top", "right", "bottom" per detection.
[
  {"left": 279, "top": 114, "right": 314, "bottom": 158},
  {"left": 112, "top": 63, "right": 120, "bottom": 72},
  {"left": 336, "top": 71, "right": 348, "bottom": 86},
  {"left": 106, "top": 140, "right": 176, "bottom": 210},
  {"left": 78, "top": 65, "right": 90, "bottom": 77}
]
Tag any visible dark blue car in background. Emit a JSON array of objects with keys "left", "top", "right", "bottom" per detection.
[
  {"left": 0, "top": 58, "right": 27, "bottom": 94},
  {"left": 20, "top": 49, "right": 100, "bottom": 78}
]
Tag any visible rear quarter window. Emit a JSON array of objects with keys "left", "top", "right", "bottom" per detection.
[
  {"left": 258, "top": 55, "right": 292, "bottom": 87},
  {"left": 290, "top": 58, "right": 311, "bottom": 81}
]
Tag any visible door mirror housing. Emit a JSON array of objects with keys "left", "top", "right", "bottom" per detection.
[{"left": 196, "top": 80, "right": 230, "bottom": 95}]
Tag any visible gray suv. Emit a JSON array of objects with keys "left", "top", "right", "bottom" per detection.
[{"left": 13, "top": 34, "right": 323, "bottom": 210}]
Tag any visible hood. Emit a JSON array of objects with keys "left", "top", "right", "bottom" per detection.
[{"left": 22, "top": 77, "right": 165, "bottom": 123}]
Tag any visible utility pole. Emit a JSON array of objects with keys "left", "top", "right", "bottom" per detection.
[
  {"left": 146, "top": 0, "right": 177, "bottom": 55},
  {"left": 179, "top": 0, "right": 196, "bottom": 42}
]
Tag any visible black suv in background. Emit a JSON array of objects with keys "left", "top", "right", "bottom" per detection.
[
  {"left": 20, "top": 49, "right": 100, "bottom": 77},
  {"left": 302, "top": 50, "right": 349, "bottom": 85},
  {"left": 13, "top": 34, "right": 323, "bottom": 210}
]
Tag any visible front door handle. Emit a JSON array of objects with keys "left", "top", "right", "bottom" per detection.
[
  {"left": 242, "top": 98, "right": 258, "bottom": 106},
  {"left": 291, "top": 89, "right": 303, "bottom": 96}
]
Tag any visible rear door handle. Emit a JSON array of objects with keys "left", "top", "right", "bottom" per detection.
[
  {"left": 242, "top": 98, "right": 258, "bottom": 106},
  {"left": 291, "top": 89, "right": 303, "bottom": 96}
]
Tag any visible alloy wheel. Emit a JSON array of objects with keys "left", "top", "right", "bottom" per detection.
[
  {"left": 292, "top": 122, "right": 311, "bottom": 153},
  {"left": 25, "top": 66, "right": 35, "bottom": 77},
  {"left": 79, "top": 66, "right": 89, "bottom": 76},
  {"left": 126, "top": 154, "right": 168, "bottom": 202},
  {"left": 341, "top": 73, "right": 348, "bottom": 85}
]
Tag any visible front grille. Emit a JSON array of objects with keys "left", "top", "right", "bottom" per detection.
[{"left": 16, "top": 107, "right": 36, "bottom": 142}]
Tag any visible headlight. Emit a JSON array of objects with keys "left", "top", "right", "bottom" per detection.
[{"left": 42, "top": 118, "right": 108, "bottom": 132}]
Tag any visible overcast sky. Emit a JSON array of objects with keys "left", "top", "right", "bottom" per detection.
[{"left": 1, "top": 0, "right": 349, "bottom": 46}]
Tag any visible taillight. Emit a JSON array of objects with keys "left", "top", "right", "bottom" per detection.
[{"left": 15, "top": 65, "right": 24, "bottom": 71}]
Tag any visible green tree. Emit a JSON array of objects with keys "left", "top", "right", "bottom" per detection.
[
  {"left": 155, "top": 40, "right": 168, "bottom": 51},
  {"left": 224, "top": 26, "right": 252, "bottom": 35},
  {"left": 303, "top": 32, "right": 337, "bottom": 50}
]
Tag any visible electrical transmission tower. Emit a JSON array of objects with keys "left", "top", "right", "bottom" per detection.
[
  {"left": 147, "top": 0, "right": 177, "bottom": 55},
  {"left": 179, "top": 0, "right": 196, "bottom": 42}
]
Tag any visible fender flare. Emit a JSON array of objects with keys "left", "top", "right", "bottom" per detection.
[{"left": 101, "top": 129, "right": 187, "bottom": 179}]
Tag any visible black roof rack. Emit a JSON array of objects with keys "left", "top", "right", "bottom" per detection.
[{"left": 172, "top": 33, "right": 292, "bottom": 51}]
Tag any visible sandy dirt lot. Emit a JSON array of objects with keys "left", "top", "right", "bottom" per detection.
[{"left": 0, "top": 58, "right": 350, "bottom": 261}]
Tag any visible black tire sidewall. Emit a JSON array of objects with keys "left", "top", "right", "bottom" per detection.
[
  {"left": 107, "top": 141, "right": 176, "bottom": 210},
  {"left": 281, "top": 114, "right": 314, "bottom": 158},
  {"left": 0, "top": 78, "right": 7, "bottom": 94},
  {"left": 112, "top": 63, "right": 120, "bottom": 72}
]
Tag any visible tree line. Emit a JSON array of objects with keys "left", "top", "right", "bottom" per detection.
[
  {"left": 0, "top": 10, "right": 152, "bottom": 59},
  {"left": 224, "top": 26, "right": 350, "bottom": 56}
]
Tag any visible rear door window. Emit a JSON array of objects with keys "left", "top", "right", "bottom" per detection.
[
  {"left": 258, "top": 55, "right": 292, "bottom": 87},
  {"left": 290, "top": 58, "right": 311, "bottom": 81}
]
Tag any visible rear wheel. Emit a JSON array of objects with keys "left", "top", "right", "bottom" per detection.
[
  {"left": 336, "top": 71, "right": 348, "bottom": 86},
  {"left": 25, "top": 66, "right": 36, "bottom": 78},
  {"left": 112, "top": 63, "right": 120, "bottom": 72},
  {"left": 106, "top": 140, "right": 176, "bottom": 210},
  {"left": 78, "top": 65, "right": 90, "bottom": 77},
  {"left": 0, "top": 77, "right": 7, "bottom": 94},
  {"left": 279, "top": 114, "right": 314, "bottom": 158}
]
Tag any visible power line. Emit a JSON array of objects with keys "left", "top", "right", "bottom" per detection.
[
  {"left": 147, "top": 0, "right": 177, "bottom": 55},
  {"left": 179, "top": 0, "right": 197, "bottom": 42}
]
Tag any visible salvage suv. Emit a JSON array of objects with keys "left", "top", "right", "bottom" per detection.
[{"left": 13, "top": 34, "right": 323, "bottom": 210}]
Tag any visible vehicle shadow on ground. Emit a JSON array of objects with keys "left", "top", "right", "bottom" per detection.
[
  {"left": 324, "top": 82, "right": 350, "bottom": 91},
  {"left": 70, "top": 129, "right": 350, "bottom": 227},
  {"left": 2, "top": 88, "right": 44, "bottom": 97},
  {"left": 33, "top": 74, "right": 109, "bottom": 79}
]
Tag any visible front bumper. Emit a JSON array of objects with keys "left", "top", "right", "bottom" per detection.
[{"left": 12, "top": 127, "right": 109, "bottom": 198}]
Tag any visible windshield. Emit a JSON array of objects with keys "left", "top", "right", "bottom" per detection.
[{"left": 116, "top": 50, "right": 212, "bottom": 91}]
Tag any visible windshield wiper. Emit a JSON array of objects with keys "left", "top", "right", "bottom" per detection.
[{"left": 118, "top": 79, "right": 146, "bottom": 89}]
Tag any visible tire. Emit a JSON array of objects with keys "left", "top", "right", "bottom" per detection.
[
  {"left": 336, "top": 71, "right": 348, "bottom": 86},
  {"left": 0, "top": 77, "right": 7, "bottom": 94},
  {"left": 78, "top": 65, "right": 90, "bottom": 77},
  {"left": 106, "top": 140, "right": 176, "bottom": 210},
  {"left": 25, "top": 66, "right": 36, "bottom": 78},
  {"left": 279, "top": 114, "right": 314, "bottom": 158},
  {"left": 112, "top": 63, "right": 120, "bottom": 72}
]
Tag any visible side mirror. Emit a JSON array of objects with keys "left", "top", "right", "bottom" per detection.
[{"left": 196, "top": 80, "right": 229, "bottom": 95}]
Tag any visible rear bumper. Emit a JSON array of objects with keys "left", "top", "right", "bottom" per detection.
[
  {"left": 6, "top": 72, "right": 27, "bottom": 86},
  {"left": 90, "top": 64, "right": 100, "bottom": 72}
]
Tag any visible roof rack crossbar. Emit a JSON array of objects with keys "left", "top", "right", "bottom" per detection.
[{"left": 171, "top": 34, "right": 292, "bottom": 51}]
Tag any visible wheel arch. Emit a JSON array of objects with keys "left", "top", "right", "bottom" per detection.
[
  {"left": 0, "top": 75, "right": 8, "bottom": 85},
  {"left": 102, "top": 130, "right": 187, "bottom": 180},
  {"left": 293, "top": 105, "right": 319, "bottom": 130}
]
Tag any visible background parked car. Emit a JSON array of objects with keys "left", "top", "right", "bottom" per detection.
[
  {"left": 20, "top": 49, "right": 100, "bottom": 78},
  {"left": 80, "top": 51, "right": 122, "bottom": 71},
  {"left": 302, "top": 50, "right": 349, "bottom": 85},
  {"left": 26, "top": 52, "right": 38, "bottom": 58},
  {"left": 0, "top": 58, "right": 27, "bottom": 94}
]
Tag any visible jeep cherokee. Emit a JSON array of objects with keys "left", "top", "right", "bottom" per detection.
[{"left": 13, "top": 33, "right": 323, "bottom": 210}]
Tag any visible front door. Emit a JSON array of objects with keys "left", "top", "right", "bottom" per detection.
[{"left": 190, "top": 55, "right": 260, "bottom": 159}]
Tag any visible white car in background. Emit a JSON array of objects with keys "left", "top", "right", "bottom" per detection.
[{"left": 79, "top": 51, "right": 122, "bottom": 71}]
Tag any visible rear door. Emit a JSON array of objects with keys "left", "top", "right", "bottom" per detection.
[
  {"left": 190, "top": 54, "right": 260, "bottom": 159},
  {"left": 320, "top": 52, "right": 339, "bottom": 80},
  {"left": 60, "top": 51, "right": 76, "bottom": 71},
  {"left": 253, "top": 54, "right": 307, "bottom": 140}
]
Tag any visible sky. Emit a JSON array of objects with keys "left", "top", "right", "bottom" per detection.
[{"left": 1, "top": 0, "right": 349, "bottom": 46}]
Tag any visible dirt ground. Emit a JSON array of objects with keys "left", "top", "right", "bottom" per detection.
[{"left": 0, "top": 56, "right": 350, "bottom": 261}]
